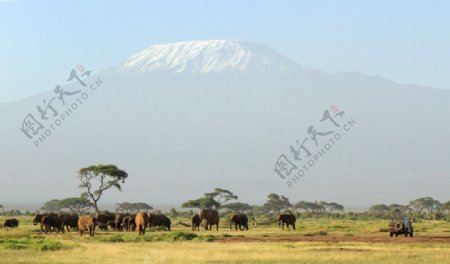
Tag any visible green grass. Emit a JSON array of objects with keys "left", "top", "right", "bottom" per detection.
[
  {"left": 98, "top": 231, "right": 199, "bottom": 242},
  {"left": 0, "top": 216, "right": 449, "bottom": 263},
  {"left": 0, "top": 237, "right": 70, "bottom": 251}
]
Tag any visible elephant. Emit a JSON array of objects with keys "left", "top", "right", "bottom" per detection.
[
  {"left": 135, "top": 212, "right": 149, "bottom": 235},
  {"left": 33, "top": 213, "right": 58, "bottom": 233},
  {"left": 191, "top": 214, "right": 200, "bottom": 231},
  {"left": 42, "top": 215, "right": 65, "bottom": 234},
  {"left": 107, "top": 220, "right": 116, "bottom": 230},
  {"left": 277, "top": 213, "right": 296, "bottom": 230},
  {"left": 229, "top": 213, "right": 248, "bottom": 231},
  {"left": 114, "top": 213, "right": 130, "bottom": 231},
  {"left": 97, "top": 212, "right": 115, "bottom": 224},
  {"left": 59, "top": 214, "right": 79, "bottom": 232},
  {"left": 122, "top": 215, "right": 136, "bottom": 231},
  {"left": 78, "top": 215, "right": 96, "bottom": 237},
  {"left": 4, "top": 218, "right": 19, "bottom": 228},
  {"left": 148, "top": 213, "right": 171, "bottom": 231},
  {"left": 97, "top": 222, "right": 108, "bottom": 231},
  {"left": 199, "top": 209, "right": 219, "bottom": 231}
]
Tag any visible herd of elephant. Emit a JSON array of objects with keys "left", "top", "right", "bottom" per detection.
[
  {"left": 189, "top": 210, "right": 296, "bottom": 232},
  {"left": 5, "top": 210, "right": 297, "bottom": 237}
]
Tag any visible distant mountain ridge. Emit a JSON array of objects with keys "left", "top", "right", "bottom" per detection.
[{"left": 0, "top": 40, "right": 449, "bottom": 207}]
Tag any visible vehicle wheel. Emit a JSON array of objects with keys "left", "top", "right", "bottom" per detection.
[
  {"left": 390, "top": 232, "right": 393, "bottom": 237},
  {"left": 394, "top": 223, "right": 403, "bottom": 231}
]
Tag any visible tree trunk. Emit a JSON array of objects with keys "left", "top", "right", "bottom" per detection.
[{"left": 93, "top": 200, "right": 100, "bottom": 218}]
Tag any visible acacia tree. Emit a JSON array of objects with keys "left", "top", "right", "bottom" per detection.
[
  {"left": 368, "top": 204, "right": 389, "bottom": 217},
  {"left": 319, "top": 201, "right": 344, "bottom": 213},
  {"left": 115, "top": 202, "right": 153, "bottom": 213},
  {"left": 296, "top": 201, "right": 325, "bottom": 214},
  {"left": 264, "top": 193, "right": 292, "bottom": 216},
  {"left": 251, "top": 205, "right": 271, "bottom": 217},
  {"left": 182, "top": 197, "right": 220, "bottom": 209},
  {"left": 387, "top": 203, "right": 411, "bottom": 216},
  {"left": 221, "top": 202, "right": 252, "bottom": 212},
  {"left": 182, "top": 188, "right": 238, "bottom": 210},
  {"left": 168, "top": 208, "right": 179, "bottom": 218},
  {"left": 204, "top": 188, "right": 238, "bottom": 207},
  {"left": 409, "top": 197, "right": 441, "bottom": 217},
  {"left": 59, "top": 197, "right": 93, "bottom": 214},
  {"left": 78, "top": 164, "right": 128, "bottom": 217},
  {"left": 40, "top": 199, "right": 63, "bottom": 212},
  {"left": 443, "top": 201, "right": 450, "bottom": 212}
]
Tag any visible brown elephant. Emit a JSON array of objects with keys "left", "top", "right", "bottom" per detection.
[
  {"left": 229, "top": 213, "right": 248, "bottom": 231},
  {"left": 277, "top": 213, "right": 296, "bottom": 230},
  {"left": 42, "top": 215, "right": 65, "bottom": 234},
  {"left": 199, "top": 209, "right": 219, "bottom": 231},
  {"left": 148, "top": 213, "right": 171, "bottom": 231},
  {"left": 135, "top": 212, "right": 149, "bottom": 235},
  {"left": 191, "top": 214, "right": 200, "bottom": 231},
  {"left": 78, "top": 215, "right": 96, "bottom": 237}
]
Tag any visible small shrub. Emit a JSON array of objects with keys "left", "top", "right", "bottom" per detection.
[
  {"left": 303, "top": 231, "right": 328, "bottom": 236},
  {"left": 99, "top": 234, "right": 125, "bottom": 243},
  {"left": 445, "top": 214, "right": 450, "bottom": 222},
  {"left": 34, "top": 240, "right": 66, "bottom": 251},
  {"left": 0, "top": 238, "right": 67, "bottom": 251},
  {"left": 3, "top": 241, "right": 28, "bottom": 250},
  {"left": 197, "top": 235, "right": 216, "bottom": 242},
  {"left": 166, "top": 232, "right": 197, "bottom": 241},
  {"left": 131, "top": 232, "right": 198, "bottom": 242},
  {"left": 318, "top": 230, "right": 328, "bottom": 236},
  {"left": 136, "top": 235, "right": 156, "bottom": 242}
]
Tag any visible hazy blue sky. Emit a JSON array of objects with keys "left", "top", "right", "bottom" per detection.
[{"left": 1, "top": 0, "right": 449, "bottom": 102}]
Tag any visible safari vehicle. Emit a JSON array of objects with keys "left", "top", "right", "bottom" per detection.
[{"left": 388, "top": 217, "right": 413, "bottom": 237}]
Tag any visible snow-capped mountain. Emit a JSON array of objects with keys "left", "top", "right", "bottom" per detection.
[{"left": 118, "top": 40, "right": 298, "bottom": 74}]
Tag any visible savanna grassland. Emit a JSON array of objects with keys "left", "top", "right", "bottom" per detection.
[{"left": 0, "top": 216, "right": 449, "bottom": 264}]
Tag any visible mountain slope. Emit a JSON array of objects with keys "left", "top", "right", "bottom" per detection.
[{"left": 0, "top": 40, "right": 449, "bottom": 208}]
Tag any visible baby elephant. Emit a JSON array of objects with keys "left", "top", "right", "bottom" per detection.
[{"left": 191, "top": 214, "right": 200, "bottom": 231}]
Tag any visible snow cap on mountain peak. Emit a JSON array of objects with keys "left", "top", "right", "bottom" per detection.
[{"left": 118, "top": 40, "right": 296, "bottom": 74}]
